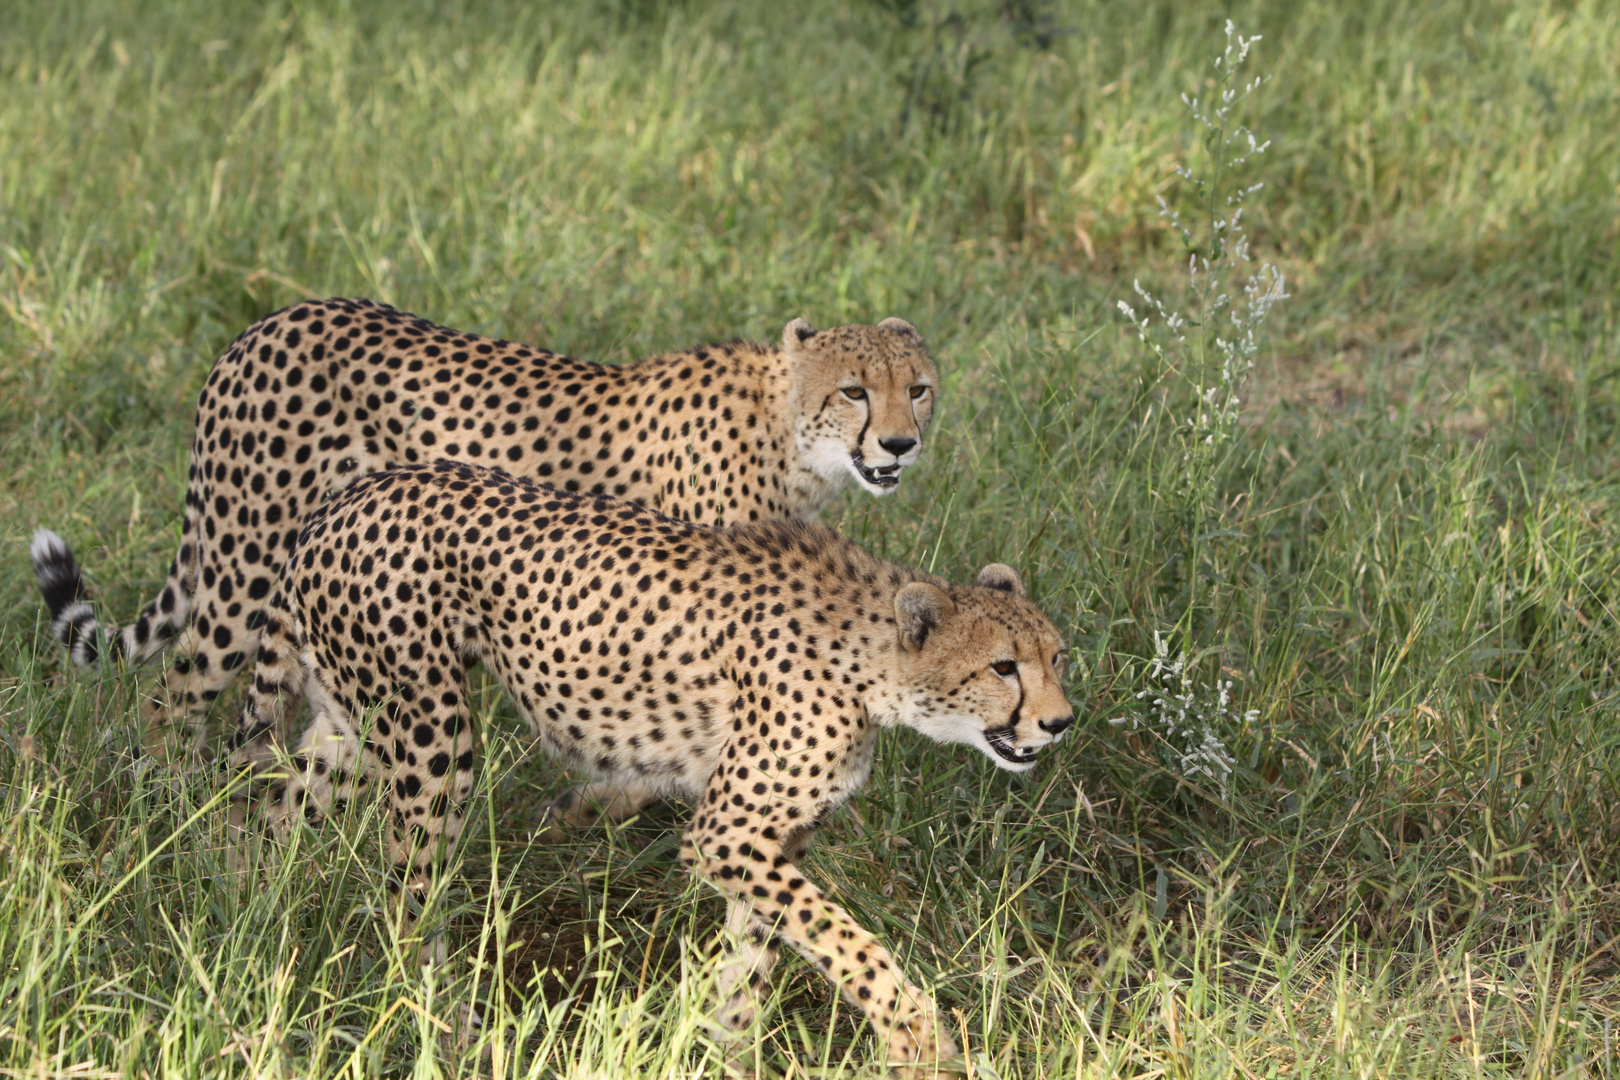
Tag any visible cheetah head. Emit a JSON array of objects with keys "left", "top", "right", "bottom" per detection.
[
  {"left": 784, "top": 317, "right": 939, "bottom": 497},
  {"left": 889, "top": 564, "right": 1074, "bottom": 773}
]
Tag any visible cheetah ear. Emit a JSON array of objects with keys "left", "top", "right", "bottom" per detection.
[
  {"left": 976, "top": 563, "right": 1025, "bottom": 598},
  {"left": 783, "top": 317, "right": 818, "bottom": 349},
  {"left": 895, "top": 582, "right": 955, "bottom": 652},
  {"left": 878, "top": 317, "right": 920, "bottom": 340}
]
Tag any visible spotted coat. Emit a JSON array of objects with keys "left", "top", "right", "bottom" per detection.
[{"left": 31, "top": 299, "right": 938, "bottom": 759}]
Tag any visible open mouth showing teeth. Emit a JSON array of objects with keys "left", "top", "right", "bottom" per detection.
[
  {"left": 852, "top": 457, "right": 902, "bottom": 487},
  {"left": 985, "top": 728, "right": 1038, "bottom": 765}
]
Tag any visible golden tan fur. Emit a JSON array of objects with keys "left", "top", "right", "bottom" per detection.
[{"left": 32, "top": 299, "right": 940, "bottom": 763}]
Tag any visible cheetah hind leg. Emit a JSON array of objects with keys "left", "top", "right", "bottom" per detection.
[
  {"left": 220, "top": 599, "right": 323, "bottom": 877},
  {"left": 265, "top": 688, "right": 367, "bottom": 841},
  {"left": 533, "top": 778, "right": 662, "bottom": 843},
  {"left": 222, "top": 683, "right": 364, "bottom": 884}
]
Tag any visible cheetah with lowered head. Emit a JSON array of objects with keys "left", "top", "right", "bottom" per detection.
[
  {"left": 227, "top": 461, "right": 1073, "bottom": 1075},
  {"left": 31, "top": 297, "right": 938, "bottom": 758}
]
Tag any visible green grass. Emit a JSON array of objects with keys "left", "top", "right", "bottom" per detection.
[{"left": 4, "top": 0, "right": 1620, "bottom": 1075}]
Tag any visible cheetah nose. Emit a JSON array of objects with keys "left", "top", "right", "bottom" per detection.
[
  {"left": 878, "top": 436, "right": 917, "bottom": 457},
  {"left": 1039, "top": 714, "right": 1074, "bottom": 735}
]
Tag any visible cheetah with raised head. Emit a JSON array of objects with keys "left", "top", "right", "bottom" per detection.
[
  {"left": 31, "top": 298, "right": 939, "bottom": 758},
  {"left": 227, "top": 461, "right": 1073, "bottom": 1075}
]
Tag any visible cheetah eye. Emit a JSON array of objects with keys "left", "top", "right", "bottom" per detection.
[
  {"left": 841, "top": 386, "right": 867, "bottom": 401},
  {"left": 991, "top": 660, "right": 1017, "bottom": 677},
  {"left": 908, "top": 385, "right": 929, "bottom": 400}
]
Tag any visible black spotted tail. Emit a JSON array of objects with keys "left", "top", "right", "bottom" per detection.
[{"left": 31, "top": 529, "right": 115, "bottom": 666}]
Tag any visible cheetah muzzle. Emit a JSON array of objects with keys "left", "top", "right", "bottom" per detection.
[
  {"left": 851, "top": 451, "right": 904, "bottom": 489},
  {"left": 984, "top": 725, "right": 1040, "bottom": 766},
  {"left": 222, "top": 461, "right": 1069, "bottom": 1077}
]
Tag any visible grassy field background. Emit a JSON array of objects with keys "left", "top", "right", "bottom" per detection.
[{"left": 4, "top": 0, "right": 1620, "bottom": 1075}]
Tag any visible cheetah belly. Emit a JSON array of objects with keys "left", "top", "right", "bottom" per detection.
[{"left": 502, "top": 674, "right": 729, "bottom": 800}]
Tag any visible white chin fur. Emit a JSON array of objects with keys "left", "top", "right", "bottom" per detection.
[{"left": 804, "top": 438, "right": 855, "bottom": 485}]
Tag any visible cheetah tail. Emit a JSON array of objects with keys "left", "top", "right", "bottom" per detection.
[
  {"left": 30, "top": 525, "right": 195, "bottom": 669},
  {"left": 31, "top": 529, "right": 113, "bottom": 666}
]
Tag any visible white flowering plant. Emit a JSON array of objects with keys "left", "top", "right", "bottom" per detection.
[
  {"left": 1110, "top": 631, "right": 1257, "bottom": 794},
  {"left": 1111, "top": 23, "right": 1283, "bottom": 785},
  {"left": 1117, "top": 20, "right": 1287, "bottom": 562}
]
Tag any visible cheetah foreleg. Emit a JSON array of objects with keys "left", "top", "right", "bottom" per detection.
[
  {"left": 714, "top": 825, "right": 813, "bottom": 1042},
  {"left": 683, "top": 821, "right": 958, "bottom": 1075},
  {"left": 375, "top": 671, "right": 478, "bottom": 969},
  {"left": 716, "top": 898, "right": 782, "bottom": 1033}
]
